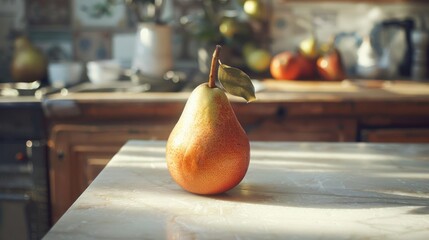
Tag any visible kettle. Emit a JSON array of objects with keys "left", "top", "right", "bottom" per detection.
[{"left": 369, "top": 18, "right": 415, "bottom": 77}]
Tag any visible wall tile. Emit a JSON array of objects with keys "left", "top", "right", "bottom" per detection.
[
  {"left": 29, "top": 30, "right": 73, "bottom": 61},
  {"left": 73, "top": 31, "right": 112, "bottom": 62},
  {"left": 26, "top": 0, "right": 71, "bottom": 27}
]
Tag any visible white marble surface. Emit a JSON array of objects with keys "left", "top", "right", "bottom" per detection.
[{"left": 44, "top": 141, "right": 429, "bottom": 240}]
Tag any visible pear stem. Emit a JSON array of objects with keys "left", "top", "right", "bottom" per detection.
[{"left": 208, "top": 45, "right": 221, "bottom": 88}]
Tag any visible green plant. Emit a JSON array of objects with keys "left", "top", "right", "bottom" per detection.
[{"left": 181, "top": 0, "right": 271, "bottom": 74}]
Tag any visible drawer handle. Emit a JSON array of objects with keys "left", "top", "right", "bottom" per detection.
[
  {"left": 57, "top": 151, "right": 65, "bottom": 161},
  {"left": 276, "top": 106, "right": 287, "bottom": 119}
]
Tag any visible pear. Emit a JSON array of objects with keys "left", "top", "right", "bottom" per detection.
[
  {"left": 316, "top": 36, "right": 346, "bottom": 81},
  {"left": 11, "top": 37, "right": 47, "bottom": 82},
  {"left": 299, "top": 35, "right": 318, "bottom": 59},
  {"left": 166, "top": 46, "right": 251, "bottom": 195}
]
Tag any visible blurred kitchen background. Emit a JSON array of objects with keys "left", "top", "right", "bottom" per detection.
[
  {"left": 1, "top": 0, "right": 429, "bottom": 86},
  {"left": 1, "top": 1, "right": 429, "bottom": 240}
]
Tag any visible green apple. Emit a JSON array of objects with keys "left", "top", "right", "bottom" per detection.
[
  {"left": 219, "top": 19, "right": 241, "bottom": 38},
  {"left": 242, "top": 42, "right": 256, "bottom": 58},
  {"left": 246, "top": 49, "right": 272, "bottom": 73}
]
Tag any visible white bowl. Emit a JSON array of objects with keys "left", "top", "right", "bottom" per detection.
[
  {"left": 48, "top": 62, "right": 83, "bottom": 88},
  {"left": 87, "top": 60, "right": 122, "bottom": 84}
]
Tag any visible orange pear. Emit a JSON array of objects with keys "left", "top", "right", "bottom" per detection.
[{"left": 166, "top": 46, "right": 251, "bottom": 195}]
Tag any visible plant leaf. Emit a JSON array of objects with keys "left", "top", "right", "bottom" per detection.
[{"left": 218, "top": 61, "right": 256, "bottom": 102}]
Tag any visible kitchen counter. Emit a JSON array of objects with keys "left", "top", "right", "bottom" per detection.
[
  {"left": 42, "top": 79, "right": 429, "bottom": 121},
  {"left": 44, "top": 140, "right": 429, "bottom": 239},
  {"left": 44, "top": 79, "right": 429, "bottom": 102}
]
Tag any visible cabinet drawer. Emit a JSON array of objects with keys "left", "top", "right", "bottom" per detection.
[
  {"left": 247, "top": 118, "right": 357, "bottom": 142},
  {"left": 361, "top": 128, "right": 429, "bottom": 143}
]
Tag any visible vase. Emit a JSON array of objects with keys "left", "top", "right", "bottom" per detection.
[{"left": 132, "top": 23, "right": 173, "bottom": 77}]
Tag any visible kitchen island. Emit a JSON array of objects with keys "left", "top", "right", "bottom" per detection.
[{"left": 43, "top": 140, "right": 429, "bottom": 239}]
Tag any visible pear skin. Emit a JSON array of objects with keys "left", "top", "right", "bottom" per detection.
[
  {"left": 12, "top": 37, "right": 47, "bottom": 82},
  {"left": 166, "top": 83, "right": 250, "bottom": 195}
]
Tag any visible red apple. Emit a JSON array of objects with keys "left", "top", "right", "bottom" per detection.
[
  {"left": 297, "top": 54, "right": 317, "bottom": 79},
  {"left": 270, "top": 51, "right": 318, "bottom": 80},
  {"left": 270, "top": 51, "right": 302, "bottom": 80}
]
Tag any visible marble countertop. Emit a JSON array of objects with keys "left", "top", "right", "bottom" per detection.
[{"left": 44, "top": 141, "right": 429, "bottom": 239}]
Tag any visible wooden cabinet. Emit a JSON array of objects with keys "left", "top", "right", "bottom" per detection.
[
  {"left": 247, "top": 118, "right": 357, "bottom": 142},
  {"left": 361, "top": 128, "right": 429, "bottom": 143},
  {"left": 48, "top": 123, "right": 174, "bottom": 223}
]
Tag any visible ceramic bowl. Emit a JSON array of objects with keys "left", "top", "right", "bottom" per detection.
[
  {"left": 87, "top": 60, "right": 122, "bottom": 84},
  {"left": 48, "top": 62, "right": 83, "bottom": 88}
]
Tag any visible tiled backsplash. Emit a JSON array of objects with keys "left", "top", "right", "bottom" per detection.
[
  {"left": 1, "top": 0, "right": 429, "bottom": 82},
  {"left": 271, "top": 1, "right": 429, "bottom": 79},
  {"left": 271, "top": 1, "right": 429, "bottom": 53},
  {"left": 0, "top": 0, "right": 203, "bottom": 82}
]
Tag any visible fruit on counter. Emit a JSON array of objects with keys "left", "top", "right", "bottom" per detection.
[
  {"left": 272, "top": 36, "right": 345, "bottom": 81},
  {"left": 299, "top": 35, "right": 318, "bottom": 59},
  {"left": 298, "top": 55, "right": 318, "bottom": 79},
  {"left": 219, "top": 18, "right": 241, "bottom": 39},
  {"left": 316, "top": 49, "right": 345, "bottom": 81},
  {"left": 316, "top": 40, "right": 346, "bottom": 81},
  {"left": 243, "top": 44, "right": 272, "bottom": 73},
  {"left": 246, "top": 49, "right": 271, "bottom": 73},
  {"left": 166, "top": 45, "right": 254, "bottom": 195},
  {"left": 270, "top": 51, "right": 314, "bottom": 80},
  {"left": 11, "top": 37, "right": 47, "bottom": 82},
  {"left": 219, "top": 19, "right": 251, "bottom": 40},
  {"left": 242, "top": 42, "right": 256, "bottom": 58},
  {"left": 270, "top": 51, "right": 299, "bottom": 80}
]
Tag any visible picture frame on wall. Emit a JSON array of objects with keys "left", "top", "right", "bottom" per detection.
[
  {"left": 73, "top": 0, "right": 127, "bottom": 29},
  {"left": 26, "top": 0, "right": 71, "bottom": 27}
]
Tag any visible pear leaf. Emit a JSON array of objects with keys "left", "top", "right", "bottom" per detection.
[{"left": 218, "top": 61, "right": 256, "bottom": 102}]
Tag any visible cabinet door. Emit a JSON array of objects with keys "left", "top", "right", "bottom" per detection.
[
  {"left": 74, "top": 145, "right": 119, "bottom": 188},
  {"left": 361, "top": 128, "right": 429, "bottom": 143},
  {"left": 48, "top": 123, "right": 174, "bottom": 223}
]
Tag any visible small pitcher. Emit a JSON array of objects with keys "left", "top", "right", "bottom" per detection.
[{"left": 132, "top": 23, "right": 173, "bottom": 77}]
